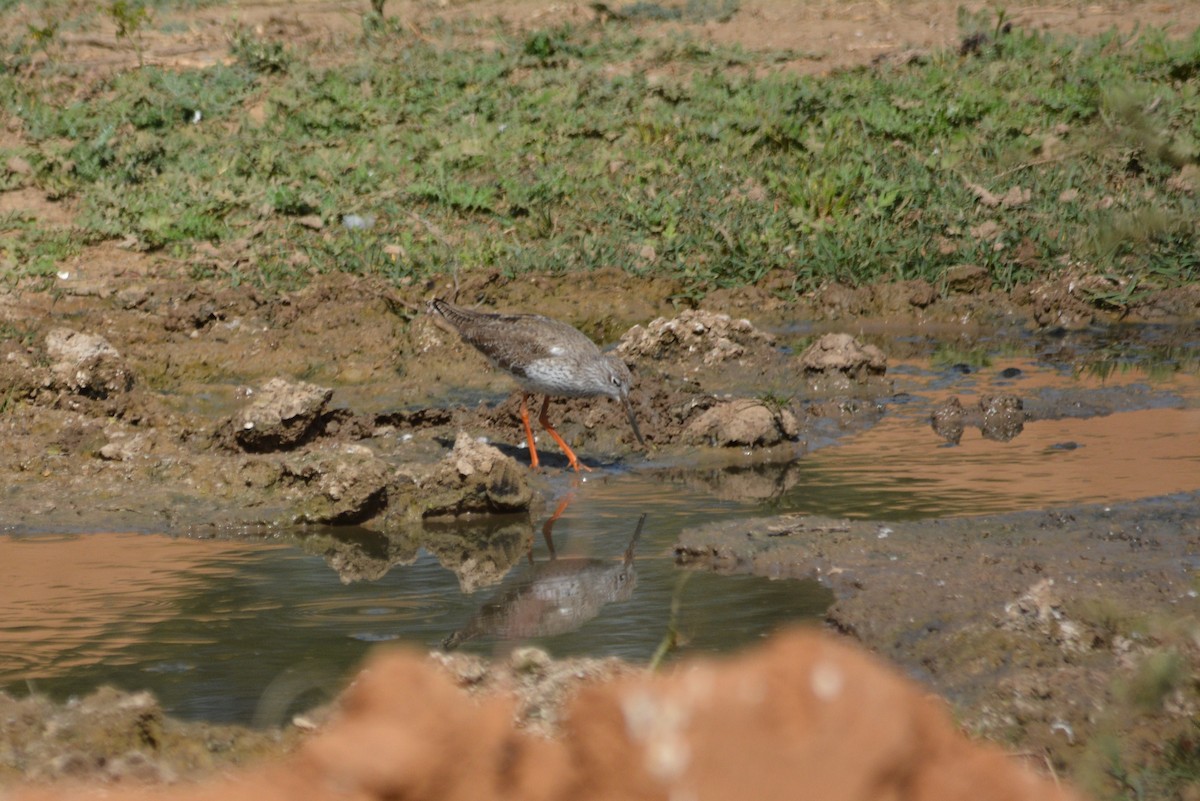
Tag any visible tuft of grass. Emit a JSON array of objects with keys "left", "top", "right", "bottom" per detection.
[
  {"left": 229, "top": 28, "right": 292, "bottom": 74},
  {"left": 1122, "top": 649, "right": 1186, "bottom": 712},
  {"left": 106, "top": 0, "right": 151, "bottom": 66}
]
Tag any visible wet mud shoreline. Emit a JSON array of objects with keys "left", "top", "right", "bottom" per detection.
[{"left": 2, "top": 268, "right": 1199, "bottom": 796}]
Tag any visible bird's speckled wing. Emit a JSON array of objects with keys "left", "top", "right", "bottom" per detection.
[{"left": 429, "top": 299, "right": 599, "bottom": 380}]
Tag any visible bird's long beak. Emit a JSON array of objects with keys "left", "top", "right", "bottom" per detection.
[{"left": 622, "top": 396, "right": 646, "bottom": 448}]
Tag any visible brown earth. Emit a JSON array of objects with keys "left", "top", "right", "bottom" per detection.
[
  {"left": 8, "top": 0, "right": 1200, "bottom": 78},
  {"left": 3, "top": 1, "right": 1200, "bottom": 800}
]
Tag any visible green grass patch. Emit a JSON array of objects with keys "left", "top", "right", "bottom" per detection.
[{"left": 0, "top": 13, "right": 1198, "bottom": 296}]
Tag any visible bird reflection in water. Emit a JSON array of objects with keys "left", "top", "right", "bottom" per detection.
[{"left": 442, "top": 508, "right": 646, "bottom": 650}]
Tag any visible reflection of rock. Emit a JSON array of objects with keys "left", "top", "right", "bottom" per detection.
[
  {"left": 421, "top": 519, "right": 534, "bottom": 594},
  {"left": 282, "top": 444, "right": 391, "bottom": 524},
  {"left": 392, "top": 432, "right": 535, "bottom": 520},
  {"left": 798, "top": 333, "right": 890, "bottom": 396},
  {"left": 297, "top": 527, "right": 421, "bottom": 584},
  {"left": 443, "top": 516, "right": 643, "bottom": 649},
  {"left": 235, "top": 378, "right": 333, "bottom": 452},
  {"left": 684, "top": 399, "right": 799, "bottom": 447},
  {"left": 617, "top": 309, "right": 775, "bottom": 367},
  {"left": 930, "top": 396, "right": 965, "bottom": 444},
  {"left": 980, "top": 394, "right": 1025, "bottom": 442},
  {"left": 682, "top": 462, "right": 807, "bottom": 502},
  {"left": 45, "top": 328, "right": 134, "bottom": 398},
  {"left": 929, "top": 394, "right": 1026, "bottom": 444}
]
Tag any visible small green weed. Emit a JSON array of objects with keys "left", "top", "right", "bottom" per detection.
[
  {"left": 931, "top": 345, "right": 992, "bottom": 370},
  {"left": 756, "top": 390, "right": 793, "bottom": 412},
  {"left": 26, "top": 19, "right": 59, "bottom": 55},
  {"left": 229, "top": 28, "right": 292, "bottom": 74},
  {"left": 106, "top": 0, "right": 151, "bottom": 66}
]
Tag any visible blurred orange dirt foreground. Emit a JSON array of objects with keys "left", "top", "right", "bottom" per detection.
[{"left": 13, "top": 629, "right": 1081, "bottom": 801}]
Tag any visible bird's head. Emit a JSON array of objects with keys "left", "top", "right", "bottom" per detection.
[
  {"left": 600, "top": 353, "right": 634, "bottom": 401},
  {"left": 602, "top": 354, "right": 646, "bottom": 448}
]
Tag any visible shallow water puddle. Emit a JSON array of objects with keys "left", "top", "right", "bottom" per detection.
[
  {"left": 787, "top": 404, "right": 1200, "bottom": 519},
  {"left": 3, "top": 327, "right": 1198, "bottom": 724},
  {"left": 0, "top": 484, "right": 830, "bottom": 724}
]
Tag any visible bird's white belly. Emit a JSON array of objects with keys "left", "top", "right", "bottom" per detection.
[{"left": 519, "top": 359, "right": 594, "bottom": 397}]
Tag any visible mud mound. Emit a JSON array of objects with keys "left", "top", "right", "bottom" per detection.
[
  {"left": 45, "top": 329, "right": 135, "bottom": 399},
  {"left": 233, "top": 378, "right": 333, "bottom": 452},
  {"left": 798, "top": 332, "right": 891, "bottom": 396},
  {"left": 617, "top": 309, "right": 777, "bottom": 368},
  {"left": 7, "top": 630, "right": 1080, "bottom": 801},
  {"left": 683, "top": 398, "right": 800, "bottom": 447},
  {"left": 391, "top": 432, "right": 536, "bottom": 520},
  {"left": 930, "top": 393, "right": 1027, "bottom": 444}
]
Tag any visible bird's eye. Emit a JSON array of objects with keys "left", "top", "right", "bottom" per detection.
[{"left": 611, "top": 375, "right": 621, "bottom": 386}]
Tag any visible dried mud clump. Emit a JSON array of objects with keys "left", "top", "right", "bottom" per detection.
[
  {"left": 617, "top": 309, "right": 776, "bottom": 368},
  {"left": 1001, "top": 578, "right": 1089, "bottom": 654},
  {"left": 684, "top": 398, "right": 800, "bottom": 447},
  {"left": 391, "top": 432, "right": 535, "bottom": 520},
  {"left": 0, "top": 686, "right": 294, "bottom": 785},
  {"left": 943, "top": 264, "right": 991, "bottom": 294},
  {"left": 233, "top": 377, "right": 334, "bottom": 452},
  {"left": 798, "top": 333, "right": 891, "bottom": 396},
  {"left": 281, "top": 443, "right": 393, "bottom": 524},
  {"left": 1025, "top": 276, "right": 1102, "bottom": 330},
  {"left": 45, "top": 328, "right": 135, "bottom": 399},
  {"left": 429, "top": 647, "right": 635, "bottom": 738},
  {"left": 874, "top": 279, "right": 938, "bottom": 312}
]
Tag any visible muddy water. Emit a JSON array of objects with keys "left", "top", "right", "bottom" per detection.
[
  {"left": 3, "top": 328, "right": 1198, "bottom": 725},
  {"left": 0, "top": 481, "right": 831, "bottom": 725},
  {"left": 780, "top": 356, "right": 1200, "bottom": 518}
]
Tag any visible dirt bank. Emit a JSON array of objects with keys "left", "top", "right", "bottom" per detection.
[
  {"left": 676, "top": 492, "right": 1200, "bottom": 795},
  {"left": 7, "top": 629, "right": 1083, "bottom": 801}
]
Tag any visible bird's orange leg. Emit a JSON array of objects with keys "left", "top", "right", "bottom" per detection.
[
  {"left": 538, "top": 493, "right": 574, "bottom": 560},
  {"left": 538, "top": 395, "right": 592, "bottom": 473},
  {"left": 519, "top": 394, "right": 541, "bottom": 469}
]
